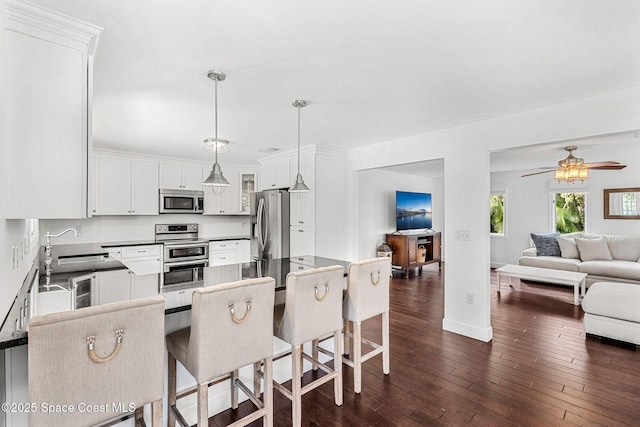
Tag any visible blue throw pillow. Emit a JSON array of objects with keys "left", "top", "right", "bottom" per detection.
[{"left": 530, "top": 233, "right": 561, "bottom": 257}]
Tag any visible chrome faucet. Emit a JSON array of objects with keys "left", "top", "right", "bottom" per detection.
[{"left": 44, "top": 228, "right": 79, "bottom": 288}]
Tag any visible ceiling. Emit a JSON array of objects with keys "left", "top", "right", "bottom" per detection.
[{"left": 28, "top": 0, "right": 640, "bottom": 166}]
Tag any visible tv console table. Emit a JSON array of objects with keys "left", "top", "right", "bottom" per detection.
[{"left": 386, "top": 231, "right": 441, "bottom": 279}]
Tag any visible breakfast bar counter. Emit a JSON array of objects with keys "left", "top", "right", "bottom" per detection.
[{"left": 0, "top": 255, "right": 351, "bottom": 349}]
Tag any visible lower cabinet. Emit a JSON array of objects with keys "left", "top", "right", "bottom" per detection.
[
  {"left": 290, "top": 226, "right": 315, "bottom": 257},
  {"left": 95, "top": 269, "right": 159, "bottom": 305},
  {"left": 130, "top": 273, "right": 161, "bottom": 299},
  {"left": 209, "top": 240, "right": 251, "bottom": 266}
]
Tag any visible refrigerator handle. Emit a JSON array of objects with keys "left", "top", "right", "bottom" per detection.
[
  {"left": 257, "top": 198, "right": 265, "bottom": 251},
  {"left": 263, "top": 198, "right": 269, "bottom": 249}
]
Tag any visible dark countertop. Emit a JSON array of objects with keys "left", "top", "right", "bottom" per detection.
[
  {"left": 203, "top": 235, "right": 251, "bottom": 241},
  {"left": 0, "top": 254, "right": 351, "bottom": 349}
]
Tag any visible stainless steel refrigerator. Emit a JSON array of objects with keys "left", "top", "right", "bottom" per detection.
[{"left": 251, "top": 189, "right": 290, "bottom": 260}]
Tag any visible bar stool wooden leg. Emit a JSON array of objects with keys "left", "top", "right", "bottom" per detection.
[
  {"left": 231, "top": 369, "right": 239, "bottom": 409},
  {"left": 135, "top": 407, "right": 143, "bottom": 424},
  {"left": 292, "top": 345, "right": 303, "bottom": 426},
  {"left": 353, "top": 320, "right": 362, "bottom": 394},
  {"left": 334, "top": 330, "right": 343, "bottom": 406},
  {"left": 343, "top": 319, "right": 351, "bottom": 356},
  {"left": 252, "top": 364, "right": 259, "bottom": 395},
  {"left": 264, "top": 356, "right": 274, "bottom": 427},
  {"left": 168, "top": 353, "right": 177, "bottom": 427},
  {"left": 382, "top": 310, "right": 390, "bottom": 375},
  {"left": 312, "top": 338, "right": 319, "bottom": 371},
  {"left": 197, "top": 382, "right": 208, "bottom": 426},
  {"left": 152, "top": 400, "right": 162, "bottom": 427}
]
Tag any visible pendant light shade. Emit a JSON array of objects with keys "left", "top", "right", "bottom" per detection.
[
  {"left": 202, "top": 70, "right": 231, "bottom": 195},
  {"left": 289, "top": 100, "right": 311, "bottom": 196}
]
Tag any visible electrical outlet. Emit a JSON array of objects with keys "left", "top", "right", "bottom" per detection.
[
  {"left": 75, "top": 224, "right": 83, "bottom": 235},
  {"left": 455, "top": 230, "right": 471, "bottom": 241},
  {"left": 466, "top": 292, "right": 475, "bottom": 304}
]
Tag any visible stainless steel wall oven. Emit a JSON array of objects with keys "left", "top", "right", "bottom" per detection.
[{"left": 156, "top": 224, "right": 209, "bottom": 287}]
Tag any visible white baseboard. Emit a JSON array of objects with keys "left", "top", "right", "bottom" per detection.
[{"left": 442, "top": 318, "right": 493, "bottom": 342}]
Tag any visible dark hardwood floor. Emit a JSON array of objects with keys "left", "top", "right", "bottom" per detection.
[{"left": 209, "top": 265, "right": 640, "bottom": 426}]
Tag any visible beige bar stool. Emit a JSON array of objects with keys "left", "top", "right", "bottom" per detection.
[
  {"left": 166, "top": 277, "right": 275, "bottom": 427},
  {"left": 272, "top": 265, "right": 344, "bottom": 426},
  {"left": 343, "top": 257, "right": 391, "bottom": 393},
  {"left": 28, "top": 295, "right": 166, "bottom": 427}
]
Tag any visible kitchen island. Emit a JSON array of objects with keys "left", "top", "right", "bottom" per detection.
[
  {"left": 0, "top": 254, "right": 351, "bottom": 349},
  {"left": 1, "top": 252, "right": 352, "bottom": 426}
]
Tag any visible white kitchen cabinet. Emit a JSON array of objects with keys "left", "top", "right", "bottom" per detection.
[
  {"left": 93, "top": 154, "right": 159, "bottom": 215},
  {"left": 160, "top": 163, "right": 204, "bottom": 191},
  {"left": 4, "top": 2, "right": 101, "bottom": 218},
  {"left": 239, "top": 169, "right": 258, "bottom": 214},
  {"left": 209, "top": 241, "right": 238, "bottom": 266},
  {"left": 95, "top": 268, "right": 159, "bottom": 304},
  {"left": 116, "top": 244, "right": 162, "bottom": 274},
  {"left": 4, "top": 346, "right": 28, "bottom": 427},
  {"left": 237, "top": 240, "right": 251, "bottom": 263},
  {"left": 204, "top": 165, "right": 242, "bottom": 214},
  {"left": 259, "top": 157, "right": 292, "bottom": 190},
  {"left": 163, "top": 288, "right": 192, "bottom": 310},
  {"left": 209, "top": 240, "right": 251, "bottom": 266},
  {"left": 130, "top": 272, "right": 160, "bottom": 299},
  {"left": 290, "top": 154, "right": 316, "bottom": 227},
  {"left": 290, "top": 226, "right": 315, "bottom": 257},
  {"left": 94, "top": 270, "right": 131, "bottom": 305}
]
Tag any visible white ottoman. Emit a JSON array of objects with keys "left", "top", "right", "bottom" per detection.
[{"left": 581, "top": 282, "right": 640, "bottom": 346}]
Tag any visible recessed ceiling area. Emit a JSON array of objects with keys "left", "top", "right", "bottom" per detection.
[{"left": 27, "top": 0, "right": 640, "bottom": 165}]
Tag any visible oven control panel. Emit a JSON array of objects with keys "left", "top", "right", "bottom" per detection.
[{"left": 155, "top": 223, "right": 199, "bottom": 234}]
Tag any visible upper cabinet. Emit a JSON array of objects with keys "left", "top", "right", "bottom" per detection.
[
  {"left": 240, "top": 170, "right": 258, "bottom": 214},
  {"left": 4, "top": 0, "right": 102, "bottom": 218},
  {"left": 93, "top": 154, "right": 158, "bottom": 215},
  {"left": 159, "top": 163, "right": 204, "bottom": 191},
  {"left": 259, "top": 157, "right": 292, "bottom": 190}
]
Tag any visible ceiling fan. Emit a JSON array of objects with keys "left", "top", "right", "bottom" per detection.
[{"left": 521, "top": 146, "right": 626, "bottom": 182}]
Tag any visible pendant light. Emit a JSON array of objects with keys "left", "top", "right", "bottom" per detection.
[
  {"left": 289, "top": 100, "right": 311, "bottom": 196},
  {"left": 202, "top": 70, "right": 230, "bottom": 195}
]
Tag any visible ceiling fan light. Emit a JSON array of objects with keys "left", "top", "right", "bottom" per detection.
[{"left": 578, "top": 168, "right": 589, "bottom": 180}]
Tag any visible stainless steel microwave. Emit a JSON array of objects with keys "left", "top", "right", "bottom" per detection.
[{"left": 159, "top": 189, "right": 204, "bottom": 214}]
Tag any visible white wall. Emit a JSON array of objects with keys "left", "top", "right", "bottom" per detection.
[
  {"left": 356, "top": 168, "right": 444, "bottom": 260},
  {"left": 40, "top": 214, "right": 250, "bottom": 245},
  {"left": 348, "top": 86, "right": 640, "bottom": 342}
]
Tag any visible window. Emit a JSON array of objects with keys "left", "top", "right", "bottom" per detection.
[
  {"left": 622, "top": 192, "right": 638, "bottom": 216},
  {"left": 490, "top": 192, "right": 505, "bottom": 236},
  {"left": 553, "top": 192, "right": 586, "bottom": 233}
]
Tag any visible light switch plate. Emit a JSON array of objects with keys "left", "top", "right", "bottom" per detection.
[{"left": 455, "top": 230, "right": 471, "bottom": 241}]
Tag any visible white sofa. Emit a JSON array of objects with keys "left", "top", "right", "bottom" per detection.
[{"left": 519, "top": 233, "right": 640, "bottom": 287}]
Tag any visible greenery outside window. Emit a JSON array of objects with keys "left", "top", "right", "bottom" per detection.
[
  {"left": 622, "top": 192, "right": 638, "bottom": 215},
  {"left": 553, "top": 192, "right": 586, "bottom": 233},
  {"left": 490, "top": 192, "right": 506, "bottom": 236}
]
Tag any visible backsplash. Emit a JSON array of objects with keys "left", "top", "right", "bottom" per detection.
[{"left": 41, "top": 214, "right": 250, "bottom": 245}]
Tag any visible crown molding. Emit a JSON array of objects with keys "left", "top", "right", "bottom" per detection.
[{"left": 5, "top": 0, "right": 102, "bottom": 59}]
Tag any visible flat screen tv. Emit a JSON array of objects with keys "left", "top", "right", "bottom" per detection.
[{"left": 396, "top": 191, "right": 432, "bottom": 231}]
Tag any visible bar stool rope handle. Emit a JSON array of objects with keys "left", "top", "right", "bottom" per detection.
[
  {"left": 229, "top": 300, "right": 252, "bottom": 324},
  {"left": 314, "top": 283, "right": 329, "bottom": 301},
  {"left": 86, "top": 329, "right": 124, "bottom": 364},
  {"left": 370, "top": 271, "right": 381, "bottom": 285}
]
